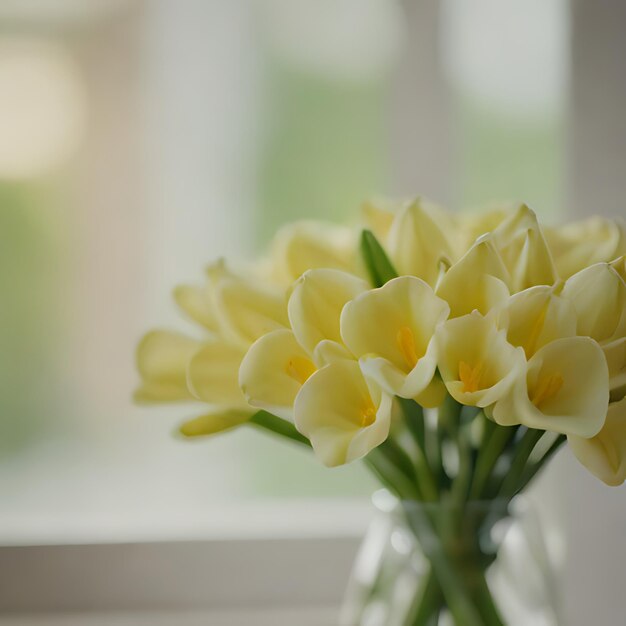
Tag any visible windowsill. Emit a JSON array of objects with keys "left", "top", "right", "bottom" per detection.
[
  {"left": 0, "top": 607, "right": 340, "bottom": 626},
  {"left": 0, "top": 503, "right": 368, "bottom": 620},
  {"left": 0, "top": 498, "right": 373, "bottom": 546}
]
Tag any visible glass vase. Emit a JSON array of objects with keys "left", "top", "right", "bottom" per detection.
[{"left": 341, "top": 490, "right": 563, "bottom": 626}]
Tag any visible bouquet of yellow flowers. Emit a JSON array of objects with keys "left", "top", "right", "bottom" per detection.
[{"left": 136, "top": 199, "right": 626, "bottom": 625}]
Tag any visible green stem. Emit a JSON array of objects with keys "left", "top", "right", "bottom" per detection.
[
  {"left": 397, "top": 399, "right": 439, "bottom": 501},
  {"left": 248, "top": 411, "right": 310, "bottom": 446},
  {"left": 469, "top": 422, "right": 516, "bottom": 499},
  {"left": 398, "top": 397, "right": 426, "bottom": 451},
  {"left": 517, "top": 433, "right": 566, "bottom": 492},
  {"left": 471, "top": 565, "right": 505, "bottom": 625},
  {"left": 450, "top": 424, "right": 473, "bottom": 506},
  {"left": 407, "top": 567, "right": 443, "bottom": 625},
  {"left": 498, "top": 428, "right": 544, "bottom": 498},
  {"left": 405, "top": 508, "right": 484, "bottom": 626},
  {"left": 366, "top": 448, "right": 421, "bottom": 500}
]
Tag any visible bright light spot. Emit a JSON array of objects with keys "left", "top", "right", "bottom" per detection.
[{"left": 0, "top": 38, "right": 86, "bottom": 180}]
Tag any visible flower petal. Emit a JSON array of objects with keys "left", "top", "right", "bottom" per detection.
[
  {"left": 173, "top": 284, "right": 218, "bottom": 331},
  {"left": 562, "top": 262, "right": 626, "bottom": 344},
  {"left": 493, "top": 336, "right": 609, "bottom": 438},
  {"left": 135, "top": 330, "right": 201, "bottom": 403},
  {"left": 288, "top": 268, "right": 368, "bottom": 354},
  {"left": 178, "top": 409, "right": 253, "bottom": 437},
  {"left": 569, "top": 397, "right": 626, "bottom": 486},
  {"left": 493, "top": 284, "right": 577, "bottom": 358},
  {"left": 547, "top": 216, "right": 626, "bottom": 279},
  {"left": 187, "top": 340, "right": 248, "bottom": 408},
  {"left": 213, "top": 277, "right": 288, "bottom": 347},
  {"left": 271, "top": 221, "right": 357, "bottom": 284},
  {"left": 239, "top": 329, "right": 315, "bottom": 420},
  {"left": 294, "top": 360, "right": 392, "bottom": 466},
  {"left": 436, "top": 235, "right": 510, "bottom": 318},
  {"left": 341, "top": 276, "right": 449, "bottom": 400},
  {"left": 492, "top": 204, "right": 557, "bottom": 291},
  {"left": 387, "top": 198, "right": 458, "bottom": 285},
  {"left": 436, "top": 311, "right": 526, "bottom": 407}
]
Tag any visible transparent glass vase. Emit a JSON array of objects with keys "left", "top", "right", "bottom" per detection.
[{"left": 341, "top": 491, "right": 563, "bottom": 626}]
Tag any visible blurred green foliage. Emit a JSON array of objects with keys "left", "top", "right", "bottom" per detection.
[
  {"left": 257, "top": 60, "right": 388, "bottom": 245},
  {"left": 455, "top": 97, "right": 564, "bottom": 219},
  {"left": 0, "top": 182, "right": 65, "bottom": 455}
]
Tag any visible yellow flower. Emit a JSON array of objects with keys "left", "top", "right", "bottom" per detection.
[
  {"left": 562, "top": 262, "right": 626, "bottom": 344},
  {"left": 569, "top": 397, "right": 626, "bottom": 486},
  {"left": 187, "top": 339, "right": 249, "bottom": 408},
  {"left": 173, "top": 284, "right": 218, "bottom": 331},
  {"left": 436, "top": 234, "right": 510, "bottom": 318},
  {"left": 135, "top": 330, "right": 202, "bottom": 403},
  {"left": 270, "top": 221, "right": 357, "bottom": 285},
  {"left": 137, "top": 260, "right": 290, "bottom": 437},
  {"left": 340, "top": 276, "right": 449, "bottom": 405},
  {"left": 208, "top": 262, "right": 289, "bottom": 348},
  {"left": 238, "top": 268, "right": 365, "bottom": 419},
  {"left": 387, "top": 198, "right": 458, "bottom": 286},
  {"left": 492, "top": 283, "right": 577, "bottom": 359},
  {"left": 546, "top": 216, "right": 626, "bottom": 279},
  {"left": 239, "top": 329, "right": 316, "bottom": 420},
  {"left": 492, "top": 337, "right": 609, "bottom": 437},
  {"left": 178, "top": 410, "right": 253, "bottom": 437},
  {"left": 491, "top": 204, "right": 557, "bottom": 292},
  {"left": 294, "top": 360, "right": 393, "bottom": 466},
  {"left": 435, "top": 311, "right": 526, "bottom": 407},
  {"left": 455, "top": 205, "right": 510, "bottom": 251},
  {"left": 562, "top": 262, "right": 626, "bottom": 396},
  {"left": 287, "top": 268, "right": 368, "bottom": 358},
  {"left": 360, "top": 197, "right": 398, "bottom": 243}
]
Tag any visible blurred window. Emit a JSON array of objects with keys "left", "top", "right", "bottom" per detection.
[{"left": 0, "top": 0, "right": 569, "bottom": 545}]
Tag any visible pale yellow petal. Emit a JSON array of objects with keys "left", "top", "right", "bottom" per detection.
[
  {"left": 312, "top": 340, "right": 354, "bottom": 367},
  {"left": 271, "top": 221, "right": 357, "bottom": 285},
  {"left": 456, "top": 205, "right": 510, "bottom": 250},
  {"left": 178, "top": 409, "right": 253, "bottom": 437},
  {"left": 610, "top": 255, "right": 626, "bottom": 283},
  {"left": 213, "top": 277, "right": 288, "bottom": 347},
  {"left": 435, "top": 311, "right": 526, "bottom": 407},
  {"left": 494, "top": 284, "right": 577, "bottom": 358},
  {"left": 413, "top": 375, "right": 447, "bottom": 409},
  {"left": 604, "top": 337, "right": 626, "bottom": 401},
  {"left": 387, "top": 198, "right": 458, "bottom": 285},
  {"left": 360, "top": 198, "right": 398, "bottom": 242},
  {"left": 173, "top": 284, "right": 218, "bottom": 331},
  {"left": 492, "top": 204, "right": 557, "bottom": 291},
  {"left": 341, "top": 276, "right": 449, "bottom": 399},
  {"left": 493, "top": 337, "right": 609, "bottom": 437},
  {"left": 239, "top": 329, "right": 315, "bottom": 420},
  {"left": 436, "top": 235, "right": 510, "bottom": 318},
  {"left": 187, "top": 340, "right": 248, "bottom": 407},
  {"left": 288, "top": 268, "right": 368, "bottom": 354},
  {"left": 135, "top": 330, "right": 201, "bottom": 403},
  {"left": 294, "top": 360, "right": 392, "bottom": 466},
  {"left": 569, "top": 397, "right": 626, "bottom": 486},
  {"left": 562, "top": 262, "right": 626, "bottom": 344},
  {"left": 547, "top": 216, "right": 626, "bottom": 279}
]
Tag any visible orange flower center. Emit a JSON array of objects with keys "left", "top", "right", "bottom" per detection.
[
  {"left": 530, "top": 373, "right": 564, "bottom": 408},
  {"left": 285, "top": 356, "right": 316, "bottom": 385},
  {"left": 459, "top": 360, "right": 485, "bottom": 393},
  {"left": 396, "top": 326, "right": 419, "bottom": 370}
]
